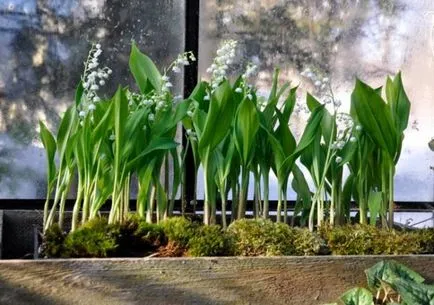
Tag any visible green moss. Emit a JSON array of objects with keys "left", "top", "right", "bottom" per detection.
[
  {"left": 116, "top": 217, "right": 166, "bottom": 257},
  {"left": 160, "top": 217, "right": 198, "bottom": 248},
  {"left": 63, "top": 218, "right": 119, "bottom": 258},
  {"left": 322, "top": 224, "right": 423, "bottom": 255},
  {"left": 293, "top": 228, "right": 329, "bottom": 256},
  {"left": 227, "top": 219, "right": 297, "bottom": 256},
  {"left": 41, "top": 224, "right": 67, "bottom": 258},
  {"left": 188, "top": 225, "right": 234, "bottom": 257},
  {"left": 413, "top": 228, "right": 434, "bottom": 254}
]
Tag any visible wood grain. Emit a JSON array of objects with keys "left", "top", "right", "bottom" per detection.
[{"left": 0, "top": 256, "right": 433, "bottom": 305}]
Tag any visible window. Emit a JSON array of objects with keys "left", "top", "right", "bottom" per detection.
[{"left": 0, "top": 0, "right": 185, "bottom": 198}]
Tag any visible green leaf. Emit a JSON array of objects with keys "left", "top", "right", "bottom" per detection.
[
  {"left": 56, "top": 105, "right": 78, "bottom": 166},
  {"left": 199, "top": 80, "right": 235, "bottom": 152},
  {"left": 291, "top": 164, "right": 312, "bottom": 218},
  {"left": 91, "top": 101, "right": 113, "bottom": 143},
  {"left": 367, "top": 190, "right": 382, "bottom": 225},
  {"left": 126, "top": 137, "right": 178, "bottom": 172},
  {"left": 365, "top": 260, "right": 425, "bottom": 291},
  {"left": 113, "top": 87, "right": 129, "bottom": 169},
  {"left": 351, "top": 79, "right": 397, "bottom": 158},
  {"left": 39, "top": 121, "right": 57, "bottom": 185},
  {"left": 129, "top": 42, "right": 162, "bottom": 93},
  {"left": 386, "top": 72, "right": 411, "bottom": 134},
  {"left": 393, "top": 279, "right": 434, "bottom": 305},
  {"left": 339, "top": 288, "right": 374, "bottom": 305},
  {"left": 278, "top": 105, "right": 325, "bottom": 178},
  {"left": 75, "top": 81, "right": 84, "bottom": 107},
  {"left": 153, "top": 100, "right": 189, "bottom": 137},
  {"left": 235, "top": 96, "right": 259, "bottom": 165},
  {"left": 281, "top": 86, "right": 297, "bottom": 123}
]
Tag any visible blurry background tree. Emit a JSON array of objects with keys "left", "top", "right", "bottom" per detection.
[{"left": 0, "top": 0, "right": 185, "bottom": 198}]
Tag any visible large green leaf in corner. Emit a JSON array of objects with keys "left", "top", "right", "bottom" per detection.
[
  {"left": 365, "top": 260, "right": 425, "bottom": 291},
  {"left": 129, "top": 41, "right": 162, "bottom": 93},
  {"left": 392, "top": 278, "right": 434, "bottom": 305},
  {"left": 340, "top": 287, "right": 374, "bottom": 305}
]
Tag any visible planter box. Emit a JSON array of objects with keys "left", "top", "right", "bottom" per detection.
[{"left": 0, "top": 256, "right": 433, "bottom": 305}]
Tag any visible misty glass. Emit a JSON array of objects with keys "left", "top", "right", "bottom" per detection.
[
  {"left": 199, "top": 0, "right": 434, "bottom": 202},
  {"left": 0, "top": 0, "right": 185, "bottom": 198}
]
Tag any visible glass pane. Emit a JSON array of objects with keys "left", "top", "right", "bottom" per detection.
[
  {"left": 0, "top": 0, "right": 185, "bottom": 198},
  {"left": 199, "top": 0, "right": 434, "bottom": 202}
]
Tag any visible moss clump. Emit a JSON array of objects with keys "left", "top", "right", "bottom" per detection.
[
  {"left": 116, "top": 217, "right": 166, "bottom": 257},
  {"left": 63, "top": 218, "right": 119, "bottom": 258},
  {"left": 160, "top": 217, "right": 198, "bottom": 248},
  {"left": 293, "top": 228, "right": 329, "bottom": 256},
  {"left": 188, "top": 225, "right": 234, "bottom": 257},
  {"left": 322, "top": 224, "right": 422, "bottom": 255},
  {"left": 227, "top": 219, "right": 297, "bottom": 256},
  {"left": 413, "top": 228, "right": 434, "bottom": 254},
  {"left": 41, "top": 224, "right": 67, "bottom": 258}
]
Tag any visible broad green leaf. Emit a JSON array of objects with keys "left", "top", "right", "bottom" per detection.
[
  {"left": 137, "top": 158, "right": 157, "bottom": 212},
  {"left": 307, "top": 93, "right": 335, "bottom": 146},
  {"left": 386, "top": 72, "right": 411, "bottom": 134},
  {"left": 121, "top": 107, "right": 149, "bottom": 160},
  {"left": 235, "top": 97, "right": 259, "bottom": 165},
  {"left": 39, "top": 121, "right": 57, "bottom": 185},
  {"left": 342, "top": 173, "right": 354, "bottom": 219},
  {"left": 155, "top": 179, "right": 168, "bottom": 217},
  {"left": 275, "top": 110, "right": 296, "bottom": 155},
  {"left": 153, "top": 99, "right": 189, "bottom": 136},
  {"left": 365, "top": 260, "right": 425, "bottom": 291},
  {"left": 393, "top": 279, "right": 434, "bottom": 305},
  {"left": 199, "top": 80, "right": 235, "bottom": 151},
  {"left": 91, "top": 101, "right": 113, "bottom": 143},
  {"left": 129, "top": 42, "right": 162, "bottom": 93},
  {"left": 278, "top": 105, "right": 325, "bottom": 178},
  {"left": 113, "top": 87, "right": 129, "bottom": 175},
  {"left": 291, "top": 164, "right": 312, "bottom": 217},
  {"left": 126, "top": 137, "right": 178, "bottom": 172},
  {"left": 281, "top": 86, "right": 297, "bottom": 123},
  {"left": 339, "top": 287, "right": 374, "bottom": 305},
  {"left": 56, "top": 105, "right": 78, "bottom": 171},
  {"left": 368, "top": 190, "right": 382, "bottom": 225},
  {"left": 75, "top": 81, "right": 84, "bottom": 107},
  {"left": 351, "top": 79, "right": 397, "bottom": 158}
]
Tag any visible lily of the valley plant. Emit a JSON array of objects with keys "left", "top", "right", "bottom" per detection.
[{"left": 40, "top": 40, "right": 411, "bottom": 233}]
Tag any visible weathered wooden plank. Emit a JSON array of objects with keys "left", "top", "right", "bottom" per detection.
[{"left": 0, "top": 256, "right": 433, "bottom": 305}]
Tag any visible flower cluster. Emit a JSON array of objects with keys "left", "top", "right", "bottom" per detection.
[
  {"left": 333, "top": 113, "right": 358, "bottom": 163},
  {"left": 206, "top": 40, "right": 238, "bottom": 89},
  {"left": 300, "top": 67, "right": 345, "bottom": 110},
  {"left": 171, "top": 51, "right": 196, "bottom": 74},
  {"left": 79, "top": 44, "right": 112, "bottom": 121},
  {"left": 300, "top": 67, "right": 329, "bottom": 90}
]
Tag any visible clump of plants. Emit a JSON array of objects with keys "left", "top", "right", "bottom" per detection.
[
  {"left": 41, "top": 217, "right": 434, "bottom": 258},
  {"left": 188, "top": 225, "right": 234, "bottom": 257},
  {"left": 115, "top": 216, "right": 166, "bottom": 257},
  {"left": 326, "top": 260, "right": 434, "bottom": 305},
  {"left": 39, "top": 39, "right": 413, "bottom": 236},
  {"left": 40, "top": 224, "right": 67, "bottom": 258},
  {"left": 414, "top": 228, "right": 434, "bottom": 254},
  {"left": 321, "top": 225, "right": 422, "bottom": 255},
  {"left": 37, "top": 39, "right": 422, "bottom": 260},
  {"left": 227, "top": 219, "right": 296, "bottom": 256},
  {"left": 62, "top": 218, "right": 119, "bottom": 258}
]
